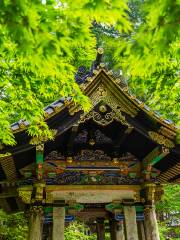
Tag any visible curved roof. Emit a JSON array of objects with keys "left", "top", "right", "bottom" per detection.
[{"left": 0, "top": 50, "right": 179, "bottom": 184}]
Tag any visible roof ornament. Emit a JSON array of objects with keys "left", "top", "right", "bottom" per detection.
[{"left": 75, "top": 48, "right": 104, "bottom": 84}]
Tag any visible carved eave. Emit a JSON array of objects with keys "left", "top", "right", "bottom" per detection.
[
  {"left": 0, "top": 61, "right": 179, "bottom": 185},
  {"left": 2, "top": 66, "right": 177, "bottom": 148}
]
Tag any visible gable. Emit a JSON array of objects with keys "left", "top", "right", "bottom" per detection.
[{"left": 0, "top": 65, "right": 179, "bottom": 184}]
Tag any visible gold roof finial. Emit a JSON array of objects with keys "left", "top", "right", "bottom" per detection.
[{"left": 97, "top": 48, "right": 104, "bottom": 54}]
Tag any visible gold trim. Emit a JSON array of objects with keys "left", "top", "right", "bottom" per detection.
[
  {"left": 8, "top": 66, "right": 177, "bottom": 137},
  {"left": 46, "top": 185, "right": 141, "bottom": 191},
  {"left": 18, "top": 189, "right": 32, "bottom": 204},
  {"left": 148, "top": 131, "right": 175, "bottom": 148},
  {"left": 158, "top": 126, "right": 176, "bottom": 140}
]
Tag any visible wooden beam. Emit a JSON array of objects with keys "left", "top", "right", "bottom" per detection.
[
  {"left": 158, "top": 163, "right": 180, "bottom": 182},
  {"left": 71, "top": 208, "right": 108, "bottom": 219},
  {"left": 46, "top": 185, "right": 140, "bottom": 191},
  {"left": 113, "top": 127, "right": 133, "bottom": 150},
  {"left": 143, "top": 147, "right": 169, "bottom": 166}
]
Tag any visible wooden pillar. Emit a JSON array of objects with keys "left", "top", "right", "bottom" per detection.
[
  {"left": 109, "top": 217, "right": 124, "bottom": 240},
  {"left": 144, "top": 206, "right": 160, "bottom": 240},
  {"left": 116, "top": 221, "right": 125, "bottom": 240},
  {"left": 124, "top": 205, "right": 138, "bottom": 240},
  {"left": 53, "top": 207, "right": 65, "bottom": 240},
  {"left": 96, "top": 218, "right": 105, "bottom": 240},
  {"left": 28, "top": 206, "right": 43, "bottom": 240},
  {"left": 137, "top": 221, "right": 146, "bottom": 240}
]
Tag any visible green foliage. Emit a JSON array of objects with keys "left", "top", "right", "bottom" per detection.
[
  {"left": 156, "top": 185, "right": 180, "bottom": 239},
  {"left": 65, "top": 221, "right": 111, "bottom": 240},
  {"left": 93, "top": 0, "right": 180, "bottom": 138},
  {"left": 0, "top": 0, "right": 131, "bottom": 146},
  {"left": 158, "top": 221, "right": 171, "bottom": 240},
  {"left": 64, "top": 221, "right": 96, "bottom": 240},
  {"left": 0, "top": 210, "right": 28, "bottom": 240},
  {"left": 156, "top": 185, "right": 180, "bottom": 213}
]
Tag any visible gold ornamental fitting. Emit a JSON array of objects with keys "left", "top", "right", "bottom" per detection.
[
  {"left": 66, "top": 156, "right": 73, "bottom": 163},
  {"left": 99, "top": 105, "right": 107, "bottom": 113},
  {"left": 86, "top": 77, "right": 92, "bottom": 82},
  {"left": 107, "top": 70, "right": 113, "bottom": 76},
  {"left": 93, "top": 69, "right": 98, "bottom": 75},
  {"left": 113, "top": 158, "right": 119, "bottom": 164},
  {"left": 89, "top": 138, "right": 95, "bottom": 146},
  {"left": 100, "top": 63, "right": 105, "bottom": 68},
  {"left": 97, "top": 48, "right": 104, "bottom": 54}
]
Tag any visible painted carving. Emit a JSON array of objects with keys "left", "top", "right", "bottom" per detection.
[{"left": 148, "top": 131, "right": 175, "bottom": 148}]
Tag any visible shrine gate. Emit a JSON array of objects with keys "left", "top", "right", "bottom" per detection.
[{"left": 0, "top": 49, "right": 179, "bottom": 240}]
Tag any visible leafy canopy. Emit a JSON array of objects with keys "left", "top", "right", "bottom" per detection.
[
  {"left": 94, "top": 0, "right": 180, "bottom": 137},
  {"left": 0, "top": 0, "right": 131, "bottom": 146}
]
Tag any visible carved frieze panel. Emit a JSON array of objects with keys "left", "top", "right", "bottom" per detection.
[
  {"left": 148, "top": 131, "right": 175, "bottom": 148},
  {"left": 74, "top": 130, "right": 88, "bottom": 144},
  {"left": 74, "top": 150, "right": 111, "bottom": 161},
  {"left": 95, "top": 130, "right": 112, "bottom": 144},
  {"left": 46, "top": 151, "right": 65, "bottom": 161},
  {"left": 45, "top": 171, "right": 140, "bottom": 185},
  {"left": 74, "top": 129, "right": 112, "bottom": 145}
]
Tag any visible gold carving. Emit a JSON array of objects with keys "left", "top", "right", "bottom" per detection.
[
  {"left": 86, "top": 77, "right": 93, "bottom": 82},
  {"left": 18, "top": 190, "right": 32, "bottom": 204},
  {"left": 29, "top": 205, "right": 44, "bottom": 215},
  {"left": 93, "top": 69, "right": 99, "bottom": 75},
  {"left": 88, "top": 138, "right": 96, "bottom": 146},
  {"left": 143, "top": 183, "right": 156, "bottom": 203},
  {"left": 154, "top": 185, "right": 164, "bottom": 202},
  {"left": 79, "top": 107, "right": 129, "bottom": 127},
  {"left": 148, "top": 131, "right": 175, "bottom": 148},
  {"left": 0, "top": 152, "right": 11, "bottom": 158},
  {"left": 100, "top": 63, "right": 105, "bottom": 68},
  {"left": 66, "top": 156, "right": 73, "bottom": 163},
  {"left": 46, "top": 191, "right": 53, "bottom": 203},
  {"left": 19, "top": 121, "right": 26, "bottom": 129},
  {"left": 34, "top": 183, "right": 46, "bottom": 202},
  {"left": 36, "top": 144, "right": 44, "bottom": 152},
  {"left": 107, "top": 70, "right": 113, "bottom": 76},
  {"left": 103, "top": 91, "right": 137, "bottom": 118},
  {"left": 158, "top": 126, "right": 176, "bottom": 140},
  {"left": 134, "top": 193, "right": 140, "bottom": 202}
]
